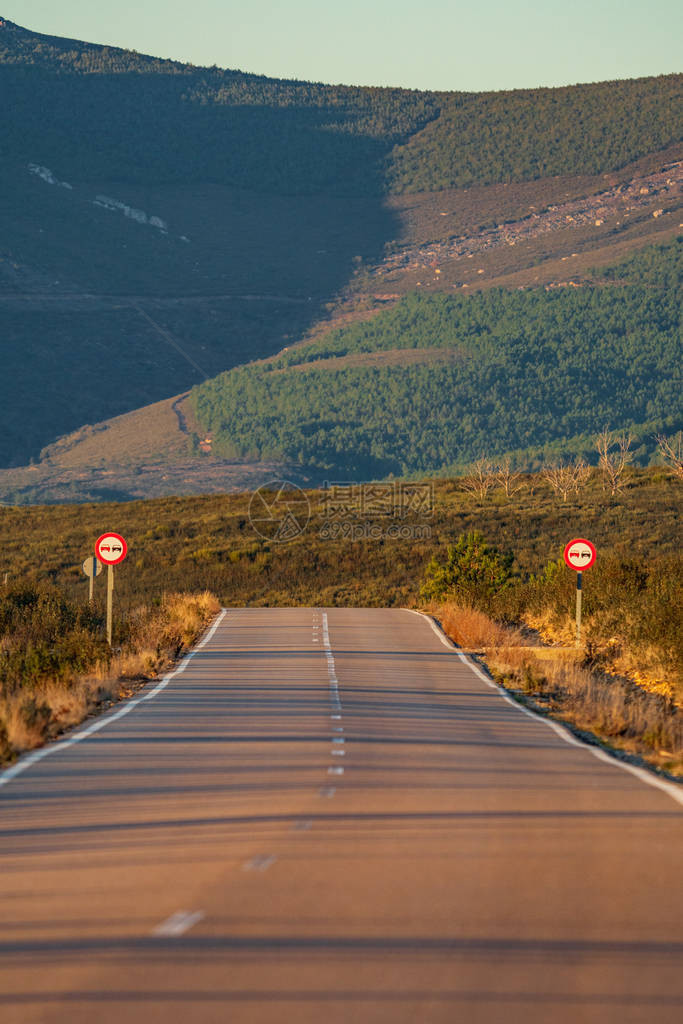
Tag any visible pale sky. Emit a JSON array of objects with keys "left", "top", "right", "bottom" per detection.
[{"left": 2, "top": 0, "right": 681, "bottom": 92}]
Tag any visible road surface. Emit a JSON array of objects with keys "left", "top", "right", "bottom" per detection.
[{"left": 1, "top": 608, "right": 682, "bottom": 1023}]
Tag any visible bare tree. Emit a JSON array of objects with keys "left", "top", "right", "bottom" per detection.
[
  {"left": 495, "top": 455, "right": 524, "bottom": 499},
  {"left": 655, "top": 431, "right": 683, "bottom": 480},
  {"left": 595, "top": 428, "right": 633, "bottom": 495},
  {"left": 542, "top": 459, "right": 590, "bottom": 502},
  {"left": 461, "top": 457, "right": 496, "bottom": 500}
]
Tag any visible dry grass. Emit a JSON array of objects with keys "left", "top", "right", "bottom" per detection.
[
  {"left": 2, "top": 678, "right": 108, "bottom": 753},
  {"left": 524, "top": 605, "right": 681, "bottom": 705},
  {"left": 437, "top": 601, "right": 525, "bottom": 649},
  {"left": 0, "top": 591, "right": 220, "bottom": 761}
]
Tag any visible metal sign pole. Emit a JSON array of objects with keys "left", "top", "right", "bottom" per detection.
[
  {"left": 106, "top": 564, "right": 114, "bottom": 647},
  {"left": 82, "top": 556, "right": 102, "bottom": 603},
  {"left": 576, "top": 571, "right": 582, "bottom": 648}
]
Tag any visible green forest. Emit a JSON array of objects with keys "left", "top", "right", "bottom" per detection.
[
  {"left": 386, "top": 76, "right": 683, "bottom": 192},
  {"left": 191, "top": 239, "right": 682, "bottom": 477},
  {"left": 1, "top": 19, "right": 681, "bottom": 195}
]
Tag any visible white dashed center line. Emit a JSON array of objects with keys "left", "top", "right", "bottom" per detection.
[
  {"left": 243, "top": 855, "right": 277, "bottom": 872},
  {"left": 152, "top": 910, "right": 204, "bottom": 937},
  {"left": 322, "top": 611, "right": 347, "bottom": 787}
]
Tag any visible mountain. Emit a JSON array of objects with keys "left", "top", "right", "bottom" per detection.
[
  {"left": 189, "top": 238, "right": 682, "bottom": 478},
  {"left": 0, "top": 17, "right": 681, "bottom": 498}
]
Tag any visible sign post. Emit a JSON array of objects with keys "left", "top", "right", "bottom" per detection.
[
  {"left": 106, "top": 565, "right": 114, "bottom": 646},
  {"left": 82, "top": 556, "right": 103, "bottom": 603},
  {"left": 94, "top": 533, "right": 128, "bottom": 646},
  {"left": 563, "top": 538, "right": 596, "bottom": 648}
]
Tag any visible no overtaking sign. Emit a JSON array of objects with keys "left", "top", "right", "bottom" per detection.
[
  {"left": 95, "top": 533, "right": 128, "bottom": 566},
  {"left": 563, "top": 538, "right": 596, "bottom": 571}
]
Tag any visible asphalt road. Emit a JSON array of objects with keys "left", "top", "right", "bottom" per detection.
[{"left": 1, "top": 608, "right": 682, "bottom": 1023}]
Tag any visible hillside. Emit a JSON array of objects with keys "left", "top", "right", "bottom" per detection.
[
  {"left": 0, "top": 17, "right": 681, "bottom": 494},
  {"left": 0, "top": 213, "right": 679, "bottom": 503},
  {"left": 0, "top": 469, "right": 680, "bottom": 609},
  {"left": 0, "top": 165, "right": 392, "bottom": 467},
  {"left": 387, "top": 76, "right": 683, "bottom": 192},
  {"left": 189, "top": 239, "right": 682, "bottom": 478}
]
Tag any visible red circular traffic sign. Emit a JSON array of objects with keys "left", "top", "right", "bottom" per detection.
[
  {"left": 563, "top": 538, "right": 596, "bottom": 571},
  {"left": 95, "top": 532, "right": 128, "bottom": 566}
]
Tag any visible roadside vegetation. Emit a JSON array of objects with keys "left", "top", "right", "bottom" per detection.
[
  {"left": 424, "top": 532, "right": 682, "bottom": 697},
  {"left": 0, "top": 465, "right": 680, "bottom": 774},
  {"left": 436, "top": 598, "right": 683, "bottom": 778},
  {"left": 0, "top": 588, "right": 219, "bottom": 764},
  {"left": 422, "top": 531, "right": 682, "bottom": 775}
]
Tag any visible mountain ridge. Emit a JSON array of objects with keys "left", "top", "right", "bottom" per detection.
[{"left": 2, "top": 19, "right": 680, "bottom": 194}]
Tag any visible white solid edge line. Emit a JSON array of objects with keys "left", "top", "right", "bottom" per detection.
[
  {"left": 0, "top": 609, "right": 228, "bottom": 789},
  {"left": 404, "top": 608, "right": 683, "bottom": 810}
]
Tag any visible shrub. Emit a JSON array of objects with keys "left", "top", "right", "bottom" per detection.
[
  {"left": 0, "top": 585, "right": 109, "bottom": 695},
  {"left": 421, "top": 531, "right": 514, "bottom": 608}
]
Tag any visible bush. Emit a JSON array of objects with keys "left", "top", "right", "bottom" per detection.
[
  {"left": 497, "top": 554, "right": 683, "bottom": 698},
  {"left": 0, "top": 585, "right": 109, "bottom": 695},
  {"left": 421, "top": 531, "right": 514, "bottom": 608},
  {"left": 0, "top": 586, "right": 220, "bottom": 761}
]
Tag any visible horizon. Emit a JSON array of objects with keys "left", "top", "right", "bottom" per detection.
[{"left": 2, "top": 0, "right": 682, "bottom": 93}]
